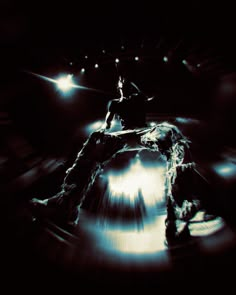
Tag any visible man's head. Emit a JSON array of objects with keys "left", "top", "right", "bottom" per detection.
[{"left": 117, "top": 76, "right": 140, "bottom": 98}]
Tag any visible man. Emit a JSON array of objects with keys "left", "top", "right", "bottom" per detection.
[
  {"left": 105, "top": 77, "right": 152, "bottom": 130},
  {"left": 30, "top": 77, "right": 197, "bottom": 245}
]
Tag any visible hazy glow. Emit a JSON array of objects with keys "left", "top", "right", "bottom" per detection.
[
  {"left": 81, "top": 68, "right": 85, "bottom": 73},
  {"left": 135, "top": 56, "right": 139, "bottom": 61},
  {"left": 57, "top": 74, "right": 74, "bottom": 91},
  {"left": 213, "top": 162, "right": 236, "bottom": 179},
  {"left": 115, "top": 58, "right": 120, "bottom": 63},
  {"left": 182, "top": 59, "right": 187, "bottom": 65},
  {"left": 95, "top": 64, "right": 99, "bottom": 68},
  {"left": 28, "top": 72, "right": 107, "bottom": 94},
  {"left": 163, "top": 56, "right": 168, "bottom": 62},
  {"left": 103, "top": 215, "right": 167, "bottom": 254},
  {"left": 107, "top": 158, "right": 166, "bottom": 207}
]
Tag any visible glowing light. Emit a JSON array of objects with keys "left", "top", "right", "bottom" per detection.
[
  {"left": 102, "top": 50, "right": 106, "bottom": 54},
  {"left": 102, "top": 216, "right": 167, "bottom": 254},
  {"left": 95, "top": 64, "right": 99, "bottom": 68},
  {"left": 57, "top": 74, "right": 74, "bottom": 91},
  {"left": 213, "top": 162, "right": 236, "bottom": 179},
  {"left": 107, "top": 158, "right": 166, "bottom": 207},
  {"left": 135, "top": 56, "right": 139, "bottom": 61},
  {"left": 182, "top": 59, "right": 187, "bottom": 65},
  {"left": 163, "top": 56, "right": 168, "bottom": 62},
  {"left": 85, "top": 55, "right": 88, "bottom": 59},
  {"left": 115, "top": 58, "right": 120, "bottom": 63},
  {"left": 150, "top": 122, "right": 157, "bottom": 127},
  {"left": 197, "top": 63, "right": 201, "bottom": 67},
  {"left": 81, "top": 68, "right": 85, "bottom": 73},
  {"left": 28, "top": 71, "right": 107, "bottom": 95},
  {"left": 121, "top": 45, "right": 125, "bottom": 50}
]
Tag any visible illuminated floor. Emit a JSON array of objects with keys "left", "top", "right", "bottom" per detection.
[{"left": 31, "top": 206, "right": 230, "bottom": 275}]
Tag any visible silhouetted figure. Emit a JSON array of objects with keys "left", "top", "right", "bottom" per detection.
[{"left": 30, "top": 77, "right": 199, "bottom": 245}]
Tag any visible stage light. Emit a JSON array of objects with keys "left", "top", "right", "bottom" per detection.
[
  {"left": 81, "top": 68, "right": 85, "bottom": 73},
  {"left": 57, "top": 74, "right": 74, "bottom": 92},
  {"left": 163, "top": 56, "right": 168, "bottom": 62},
  {"left": 115, "top": 58, "right": 119, "bottom": 63},
  {"left": 182, "top": 59, "right": 187, "bottom": 65},
  {"left": 95, "top": 64, "right": 99, "bottom": 68},
  {"left": 107, "top": 158, "right": 166, "bottom": 207},
  {"left": 135, "top": 56, "right": 139, "bottom": 61}
]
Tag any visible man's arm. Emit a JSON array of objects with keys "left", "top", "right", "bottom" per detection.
[{"left": 104, "top": 110, "right": 115, "bottom": 130}]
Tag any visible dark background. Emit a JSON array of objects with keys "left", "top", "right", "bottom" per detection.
[{"left": 1, "top": 0, "right": 236, "bottom": 291}]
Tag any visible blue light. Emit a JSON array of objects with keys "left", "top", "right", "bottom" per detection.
[{"left": 213, "top": 162, "right": 236, "bottom": 179}]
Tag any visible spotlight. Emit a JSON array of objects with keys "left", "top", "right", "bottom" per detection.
[
  {"left": 182, "top": 59, "right": 187, "bottom": 65},
  {"left": 95, "top": 64, "right": 99, "bottom": 68},
  {"left": 115, "top": 58, "right": 119, "bottom": 63},
  {"left": 135, "top": 56, "right": 139, "bottom": 61},
  {"left": 57, "top": 74, "right": 73, "bottom": 92},
  {"left": 81, "top": 68, "right": 85, "bottom": 73},
  {"left": 163, "top": 56, "right": 168, "bottom": 62}
]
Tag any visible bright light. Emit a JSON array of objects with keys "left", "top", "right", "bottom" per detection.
[
  {"left": 57, "top": 74, "right": 73, "bottom": 91},
  {"left": 115, "top": 58, "right": 119, "bottom": 63},
  {"left": 213, "top": 162, "right": 236, "bottom": 179},
  {"left": 103, "top": 216, "right": 167, "bottom": 254},
  {"left": 85, "top": 55, "right": 88, "bottom": 59},
  {"left": 95, "top": 64, "right": 99, "bottom": 68},
  {"left": 150, "top": 122, "right": 157, "bottom": 127},
  {"left": 135, "top": 56, "right": 139, "bottom": 61},
  {"left": 182, "top": 59, "right": 187, "bottom": 65},
  {"left": 163, "top": 56, "right": 168, "bottom": 62},
  {"left": 107, "top": 158, "right": 166, "bottom": 207},
  {"left": 81, "top": 68, "right": 85, "bottom": 73}
]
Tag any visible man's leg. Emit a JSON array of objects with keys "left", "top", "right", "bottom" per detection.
[{"left": 30, "top": 130, "right": 126, "bottom": 224}]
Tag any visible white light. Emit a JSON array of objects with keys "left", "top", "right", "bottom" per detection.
[
  {"left": 95, "top": 64, "right": 99, "bottom": 68},
  {"left": 135, "top": 56, "right": 139, "bottom": 61},
  {"left": 150, "top": 122, "right": 156, "bottom": 127},
  {"left": 197, "top": 63, "right": 201, "bottom": 67},
  {"left": 85, "top": 55, "right": 88, "bottom": 59},
  {"left": 107, "top": 158, "right": 166, "bottom": 207},
  {"left": 69, "top": 62, "right": 73, "bottom": 66},
  {"left": 182, "top": 59, "right": 187, "bottom": 65},
  {"left": 163, "top": 56, "right": 168, "bottom": 62},
  {"left": 102, "top": 50, "right": 106, "bottom": 54},
  {"left": 81, "top": 68, "right": 85, "bottom": 73},
  {"left": 121, "top": 45, "right": 125, "bottom": 50},
  {"left": 57, "top": 74, "right": 73, "bottom": 91},
  {"left": 115, "top": 58, "right": 119, "bottom": 63}
]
